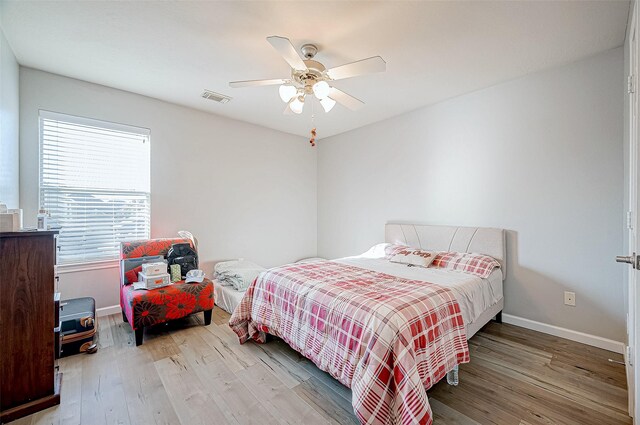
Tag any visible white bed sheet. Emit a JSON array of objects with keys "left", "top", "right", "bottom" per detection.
[
  {"left": 335, "top": 256, "right": 503, "bottom": 328},
  {"left": 216, "top": 255, "right": 503, "bottom": 327},
  {"left": 214, "top": 281, "right": 245, "bottom": 315}
]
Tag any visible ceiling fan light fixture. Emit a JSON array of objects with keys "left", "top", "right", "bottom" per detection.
[
  {"left": 312, "top": 81, "right": 331, "bottom": 100},
  {"left": 279, "top": 84, "right": 297, "bottom": 103},
  {"left": 320, "top": 97, "right": 336, "bottom": 113},
  {"left": 289, "top": 96, "right": 305, "bottom": 114}
]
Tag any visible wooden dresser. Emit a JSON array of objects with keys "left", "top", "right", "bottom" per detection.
[{"left": 0, "top": 231, "right": 61, "bottom": 423}]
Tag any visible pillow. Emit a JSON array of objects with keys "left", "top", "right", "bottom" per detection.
[
  {"left": 121, "top": 255, "right": 165, "bottom": 285},
  {"left": 295, "top": 257, "right": 327, "bottom": 264},
  {"left": 384, "top": 244, "right": 412, "bottom": 259},
  {"left": 124, "top": 266, "right": 143, "bottom": 284},
  {"left": 389, "top": 248, "right": 438, "bottom": 268},
  {"left": 358, "top": 243, "right": 410, "bottom": 259},
  {"left": 431, "top": 252, "right": 500, "bottom": 278}
]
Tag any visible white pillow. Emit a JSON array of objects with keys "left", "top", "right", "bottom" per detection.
[
  {"left": 358, "top": 243, "right": 407, "bottom": 259},
  {"left": 389, "top": 248, "right": 438, "bottom": 268}
]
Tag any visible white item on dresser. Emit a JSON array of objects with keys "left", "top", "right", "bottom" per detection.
[
  {"left": 0, "top": 210, "right": 21, "bottom": 232},
  {"left": 37, "top": 208, "right": 49, "bottom": 231},
  {"left": 8, "top": 209, "right": 23, "bottom": 229}
]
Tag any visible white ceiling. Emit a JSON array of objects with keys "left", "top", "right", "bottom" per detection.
[{"left": 0, "top": 1, "right": 630, "bottom": 139}]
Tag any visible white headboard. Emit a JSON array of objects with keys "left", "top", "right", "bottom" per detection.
[{"left": 385, "top": 223, "right": 506, "bottom": 279}]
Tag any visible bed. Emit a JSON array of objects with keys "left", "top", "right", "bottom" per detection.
[
  {"left": 213, "top": 282, "right": 245, "bottom": 315},
  {"left": 230, "top": 223, "right": 505, "bottom": 425},
  {"left": 384, "top": 223, "right": 505, "bottom": 339},
  {"left": 214, "top": 259, "right": 327, "bottom": 315}
]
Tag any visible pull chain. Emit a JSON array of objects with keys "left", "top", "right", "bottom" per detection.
[{"left": 309, "top": 100, "right": 316, "bottom": 147}]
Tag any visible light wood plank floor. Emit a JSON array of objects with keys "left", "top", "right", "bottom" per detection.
[{"left": 13, "top": 307, "right": 631, "bottom": 425}]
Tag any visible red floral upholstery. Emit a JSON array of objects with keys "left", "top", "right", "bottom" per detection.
[
  {"left": 120, "top": 238, "right": 193, "bottom": 260},
  {"left": 119, "top": 238, "right": 214, "bottom": 344},
  {"left": 121, "top": 278, "right": 214, "bottom": 329}
]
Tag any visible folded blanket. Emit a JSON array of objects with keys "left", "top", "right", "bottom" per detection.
[{"left": 214, "top": 259, "right": 265, "bottom": 291}]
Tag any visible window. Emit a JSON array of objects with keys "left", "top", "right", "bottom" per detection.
[{"left": 39, "top": 111, "right": 150, "bottom": 265}]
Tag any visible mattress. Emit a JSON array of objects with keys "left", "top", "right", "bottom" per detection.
[
  {"left": 335, "top": 256, "right": 503, "bottom": 328},
  {"left": 214, "top": 281, "right": 245, "bottom": 315}
]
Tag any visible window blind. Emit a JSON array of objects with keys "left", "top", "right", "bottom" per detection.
[{"left": 39, "top": 111, "right": 150, "bottom": 265}]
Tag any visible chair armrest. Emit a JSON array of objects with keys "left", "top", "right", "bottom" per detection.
[{"left": 119, "top": 260, "right": 126, "bottom": 287}]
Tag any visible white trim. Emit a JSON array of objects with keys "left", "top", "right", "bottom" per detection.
[
  {"left": 97, "top": 305, "right": 121, "bottom": 317},
  {"left": 39, "top": 109, "right": 150, "bottom": 135},
  {"left": 56, "top": 260, "right": 119, "bottom": 274},
  {"left": 503, "top": 314, "right": 625, "bottom": 354}
]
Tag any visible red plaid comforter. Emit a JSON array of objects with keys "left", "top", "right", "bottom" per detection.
[{"left": 229, "top": 261, "right": 469, "bottom": 425}]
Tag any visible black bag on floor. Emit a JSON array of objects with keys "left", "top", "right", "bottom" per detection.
[
  {"left": 60, "top": 297, "right": 97, "bottom": 357},
  {"left": 166, "top": 243, "right": 198, "bottom": 278}
]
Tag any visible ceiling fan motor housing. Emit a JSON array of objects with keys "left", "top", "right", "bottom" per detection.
[{"left": 292, "top": 59, "right": 328, "bottom": 91}]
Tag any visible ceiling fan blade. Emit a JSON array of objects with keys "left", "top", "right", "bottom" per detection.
[
  {"left": 229, "top": 78, "right": 288, "bottom": 88},
  {"left": 266, "top": 36, "right": 308, "bottom": 72},
  {"left": 328, "top": 87, "right": 364, "bottom": 111},
  {"left": 326, "top": 56, "right": 386, "bottom": 81}
]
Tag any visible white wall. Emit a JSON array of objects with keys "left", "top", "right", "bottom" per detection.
[
  {"left": 0, "top": 29, "right": 19, "bottom": 208},
  {"left": 20, "top": 68, "right": 317, "bottom": 309},
  {"left": 317, "top": 48, "right": 625, "bottom": 342}
]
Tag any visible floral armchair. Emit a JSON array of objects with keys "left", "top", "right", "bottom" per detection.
[{"left": 119, "top": 238, "right": 214, "bottom": 346}]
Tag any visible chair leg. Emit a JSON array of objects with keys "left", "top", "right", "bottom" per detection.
[
  {"left": 122, "top": 310, "right": 128, "bottom": 323},
  {"left": 204, "top": 309, "right": 213, "bottom": 326},
  {"left": 135, "top": 327, "right": 144, "bottom": 346},
  {"left": 495, "top": 311, "right": 503, "bottom": 324}
]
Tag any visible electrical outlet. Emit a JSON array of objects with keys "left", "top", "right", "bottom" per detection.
[{"left": 564, "top": 291, "right": 576, "bottom": 307}]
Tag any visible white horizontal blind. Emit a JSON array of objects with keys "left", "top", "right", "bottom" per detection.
[{"left": 39, "top": 111, "right": 150, "bottom": 265}]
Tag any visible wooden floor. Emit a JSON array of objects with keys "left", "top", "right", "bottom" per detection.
[{"left": 13, "top": 306, "right": 631, "bottom": 425}]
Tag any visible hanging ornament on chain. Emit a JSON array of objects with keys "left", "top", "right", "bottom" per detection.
[
  {"left": 308, "top": 102, "right": 318, "bottom": 147},
  {"left": 309, "top": 107, "right": 317, "bottom": 147},
  {"left": 309, "top": 128, "right": 316, "bottom": 147}
]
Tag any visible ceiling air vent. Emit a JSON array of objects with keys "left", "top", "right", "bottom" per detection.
[{"left": 201, "top": 90, "right": 231, "bottom": 104}]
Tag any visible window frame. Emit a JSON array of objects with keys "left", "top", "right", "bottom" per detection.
[{"left": 38, "top": 110, "right": 151, "bottom": 268}]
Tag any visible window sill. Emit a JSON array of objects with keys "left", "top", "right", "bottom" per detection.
[{"left": 55, "top": 259, "right": 120, "bottom": 275}]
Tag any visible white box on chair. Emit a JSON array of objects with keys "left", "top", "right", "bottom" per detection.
[
  {"left": 134, "top": 272, "right": 171, "bottom": 290},
  {"left": 141, "top": 261, "right": 167, "bottom": 276}
]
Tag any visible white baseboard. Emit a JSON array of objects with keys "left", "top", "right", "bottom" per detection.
[
  {"left": 94, "top": 305, "right": 624, "bottom": 353},
  {"left": 97, "top": 305, "right": 121, "bottom": 317},
  {"left": 502, "top": 314, "right": 625, "bottom": 354}
]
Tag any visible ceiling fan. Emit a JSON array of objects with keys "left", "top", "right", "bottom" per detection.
[{"left": 229, "top": 36, "right": 386, "bottom": 115}]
